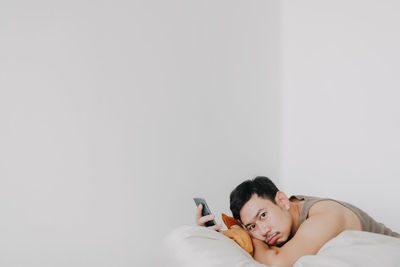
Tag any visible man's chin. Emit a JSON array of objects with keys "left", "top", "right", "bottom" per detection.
[
  {"left": 275, "top": 239, "right": 287, "bottom": 247},
  {"left": 253, "top": 236, "right": 286, "bottom": 247}
]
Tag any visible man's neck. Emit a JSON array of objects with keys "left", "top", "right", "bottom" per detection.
[{"left": 289, "top": 200, "right": 304, "bottom": 237}]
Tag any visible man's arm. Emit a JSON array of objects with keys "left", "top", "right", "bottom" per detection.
[{"left": 253, "top": 208, "right": 346, "bottom": 267}]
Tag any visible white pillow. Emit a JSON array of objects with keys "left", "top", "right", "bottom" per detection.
[
  {"left": 163, "top": 225, "right": 271, "bottom": 267},
  {"left": 294, "top": 230, "right": 400, "bottom": 267}
]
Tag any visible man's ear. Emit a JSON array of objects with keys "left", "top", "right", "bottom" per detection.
[{"left": 275, "top": 191, "right": 290, "bottom": 210}]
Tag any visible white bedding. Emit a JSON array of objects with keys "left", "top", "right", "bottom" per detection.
[
  {"left": 163, "top": 225, "right": 267, "bottom": 267},
  {"left": 163, "top": 225, "right": 400, "bottom": 267},
  {"left": 294, "top": 230, "right": 400, "bottom": 267}
]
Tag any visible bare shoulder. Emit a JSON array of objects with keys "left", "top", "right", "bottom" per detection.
[
  {"left": 309, "top": 199, "right": 346, "bottom": 214},
  {"left": 308, "top": 199, "right": 362, "bottom": 231}
]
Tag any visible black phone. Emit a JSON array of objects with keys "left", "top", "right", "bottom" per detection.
[{"left": 193, "top": 197, "right": 216, "bottom": 227}]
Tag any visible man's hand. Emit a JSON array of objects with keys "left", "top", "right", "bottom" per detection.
[{"left": 195, "top": 204, "right": 223, "bottom": 231}]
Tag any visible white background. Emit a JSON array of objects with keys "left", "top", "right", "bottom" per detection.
[
  {"left": 0, "top": 1, "right": 399, "bottom": 267},
  {"left": 0, "top": 1, "right": 280, "bottom": 266},
  {"left": 280, "top": 0, "right": 400, "bottom": 229}
]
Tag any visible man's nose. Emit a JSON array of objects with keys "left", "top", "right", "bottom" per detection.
[{"left": 257, "top": 221, "right": 271, "bottom": 237}]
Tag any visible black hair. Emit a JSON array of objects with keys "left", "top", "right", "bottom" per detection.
[{"left": 229, "top": 176, "right": 279, "bottom": 220}]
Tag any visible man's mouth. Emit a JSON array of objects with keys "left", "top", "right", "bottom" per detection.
[{"left": 266, "top": 232, "right": 279, "bottom": 245}]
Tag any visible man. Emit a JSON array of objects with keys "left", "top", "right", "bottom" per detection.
[{"left": 195, "top": 176, "right": 400, "bottom": 267}]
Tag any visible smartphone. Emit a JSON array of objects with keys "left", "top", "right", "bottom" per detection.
[{"left": 193, "top": 197, "right": 216, "bottom": 227}]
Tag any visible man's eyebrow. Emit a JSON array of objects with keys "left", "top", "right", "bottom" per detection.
[{"left": 244, "top": 208, "right": 264, "bottom": 228}]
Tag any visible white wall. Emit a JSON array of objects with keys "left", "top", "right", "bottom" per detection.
[
  {"left": 4, "top": 1, "right": 398, "bottom": 266},
  {"left": 280, "top": 0, "right": 400, "bottom": 230},
  {"left": 0, "top": 1, "right": 280, "bottom": 266}
]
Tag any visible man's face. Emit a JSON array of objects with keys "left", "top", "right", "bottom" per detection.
[{"left": 239, "top": 193, "right": 292, "bottom": 246}]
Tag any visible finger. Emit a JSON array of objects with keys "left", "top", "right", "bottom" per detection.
[
  {"left": 198, "top": 214, "right": 215, "bottom": 226},
  {"left": 195, "top": 204, "right": 203, "bottom": 222},
  {"left": 231, "top": 225, "right": 244, "bottom": 230}
]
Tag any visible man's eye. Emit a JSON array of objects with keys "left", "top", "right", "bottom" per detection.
[
  {"left": 249, "top": 225, "right": 255, "bottom": 230},
  {"left": 260, "top": 212, "right": 266, "bottom": 218}
]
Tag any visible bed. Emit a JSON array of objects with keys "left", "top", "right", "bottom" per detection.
[{"left": 163, "top": 225, "right": 400, "bottom": 267}]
